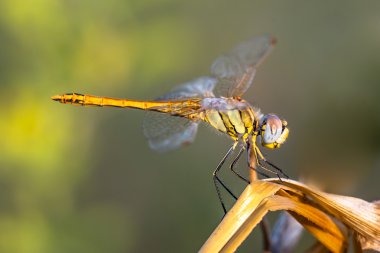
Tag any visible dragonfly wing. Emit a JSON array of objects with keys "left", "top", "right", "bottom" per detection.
[
  {"left": 143, "top": 112, "right": 199, "bottom": 152},
  {"left": 211, "top": 34, "right": 276, "bottom": 97},
  {"left": 157, "top": 76, "right": 217, "bottom": 100},
  {"left": 142, "top": 77, "right": 215, "bottom": 152}
]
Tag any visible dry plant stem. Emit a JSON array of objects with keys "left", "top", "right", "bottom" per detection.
[
  {"left": 260, "top": 218, "right": 272, "bottom": 252},
  {"left": 249, "top": 144, "right": 272, "bottom": 252},
  {"left": 248, "top": 144, "right": 258, "bottom": 182},
  {"left": 199, "top": 181, "right": 281, "bottom": 253}
]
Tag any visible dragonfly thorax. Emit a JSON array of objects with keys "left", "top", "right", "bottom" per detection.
[{"left": 201, "top": 97, "right": 259, "bottom": 141}]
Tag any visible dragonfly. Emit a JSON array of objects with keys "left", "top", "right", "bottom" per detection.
[{"left": 52, "top": 34, "right": 289, "bottom": 214}]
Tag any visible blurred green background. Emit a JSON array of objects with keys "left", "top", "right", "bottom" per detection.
[{"left": 1, "top": 0, "right": 379, "bottom": 252}]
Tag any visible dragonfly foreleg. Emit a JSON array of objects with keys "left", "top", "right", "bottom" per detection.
[
  {"left": 248, "top": 144, "right": 282, "bottom": 180},
  {"left": 262, "top": 160, "right": 289, "bottom": 179},
  {"left": 213, "top": 142, "right": 239, "bottom": 215},
  {"left": 229, "top": 146, "right": 250, "bottom": 184},
  {"left": 255, "top": 146, "right": 289, "bottom": 179}
]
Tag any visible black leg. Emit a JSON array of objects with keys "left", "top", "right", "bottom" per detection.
[
  {"left": 257, "top": 159, "right": 282, "bottom": 181},
  {"left": 213, "top": 143, "right": 238, "bottom": 215},
  {"left": 254, "top": 145, "right": 289, "bottom": 180},
  {"left": 249, "top": 144, "right": 285, "bottom": 180},
  {"left": 263, "top": 159, "right": 289, "bottom": 179},
  {"left": 249, "top": 166, "right": 271, "bottom": 178},
  {"left": 230, "top": 146, "right": 250, "bottom": 184},
  {"left": 246, "top": 143, "right": 271, "bottom": 179}
]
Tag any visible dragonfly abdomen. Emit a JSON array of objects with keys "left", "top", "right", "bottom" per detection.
[{"left": 51, "top": 93, "right": 202, "bottom": 114}]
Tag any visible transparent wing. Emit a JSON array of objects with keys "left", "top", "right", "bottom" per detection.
[
  {"left": 143, "top": 77, "right": 216, "bottom": 152},
  {"left": 143, "top": 113, "right": 199, "bottom": 152},
  {"left": 211, "top": 34, "right": 276, "bottom": 98},
  {"left": 157, "top": 76, "right": 217, "bottom": 101}
]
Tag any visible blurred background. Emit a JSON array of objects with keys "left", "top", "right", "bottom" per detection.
[{"left": 0, "top": 0, "right": 379, "bottom": 252}]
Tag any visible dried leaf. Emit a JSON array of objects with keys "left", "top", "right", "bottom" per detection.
[
  {"left": 199, "top": 179, "right": 380, "bottom": 253},
  {"left": 267, "top": 179, "right": 380, "bottom": 251}
]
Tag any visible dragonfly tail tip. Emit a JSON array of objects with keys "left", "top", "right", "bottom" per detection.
[{"left": 51, "top": 95, "right": 62, "bottom": 102}]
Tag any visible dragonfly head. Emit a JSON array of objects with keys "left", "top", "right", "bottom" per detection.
[{"left": 259, "top": 114, "right": 289, "bottom": 149}]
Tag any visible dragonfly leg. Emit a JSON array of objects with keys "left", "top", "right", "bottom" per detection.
[
  {"left": 255, "top": 146, "right": 289, "bottom": 179},
  {"left": 249, "top": 144, "right": 282, "bottom": 180},
  {"left": 229, "top": 146, "right": 250, "bottom": 184},
  {"left": 213, "top": 142, "right": 239, "bottom": 215},
  {"left": 263, "top": 159, "right": 289, "bottom": 179}
]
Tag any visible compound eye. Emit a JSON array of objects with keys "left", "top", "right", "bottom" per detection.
[{"left": 261, "top": 114, "right": 283, "bottom": 144}]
